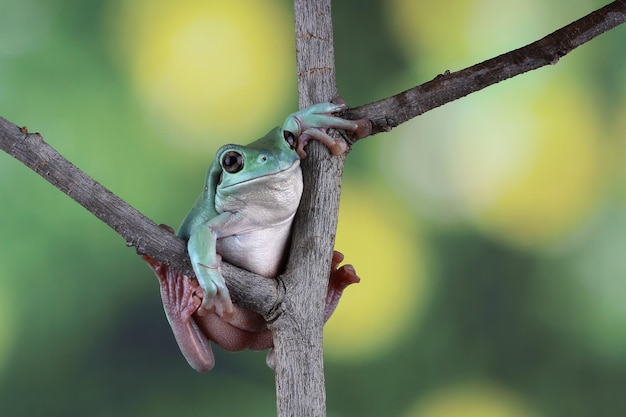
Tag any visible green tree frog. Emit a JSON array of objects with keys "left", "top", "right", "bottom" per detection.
[{"left": 142, "top": 101, "right": 369, "bottom": 371}]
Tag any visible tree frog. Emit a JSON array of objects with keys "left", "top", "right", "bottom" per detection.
[
  {"left": 142, "top": 101, "right": 369, "bottom": 371},
  {"left": 143, "top": 249, "right": 359, "bottom": 371}
]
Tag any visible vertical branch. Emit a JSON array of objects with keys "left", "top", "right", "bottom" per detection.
[
  {"left": 293, "top": 0, "right": 338, "bottom": 107},
  {"left": 270, "top": 0, "right": 341, "bottom": 416}
]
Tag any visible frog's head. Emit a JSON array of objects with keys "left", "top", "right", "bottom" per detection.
[{"left": 215, "top": 127, "right": 300, "bottom": 189}]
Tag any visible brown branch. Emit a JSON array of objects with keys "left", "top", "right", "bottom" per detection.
[
  {"left": 346, "top": 0, "right": 626, "bottom": 137},
  {"left": 269, "top": 1, "right": 340, "bottom": 416},
  {"left": 0, "top": 118, "right": 278, "bottom": 316}
]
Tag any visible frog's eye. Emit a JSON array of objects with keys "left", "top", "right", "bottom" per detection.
[
  {"left": 221, "top": 151, "right": 244, "bottom": 173},
  {"left": 283, "top": 130, "right": 296, "bottom": 150}
]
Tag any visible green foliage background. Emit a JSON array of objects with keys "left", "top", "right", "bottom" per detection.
[{"left": 1, "top": 0, "right": 625, "bottom": 416}]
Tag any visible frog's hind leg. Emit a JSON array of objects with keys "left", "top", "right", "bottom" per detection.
[{"left": 142, "top": 254, "right": 216, "bottom": 372}]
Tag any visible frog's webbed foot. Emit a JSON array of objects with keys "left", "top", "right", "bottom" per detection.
[
  {"left": 141, "top": 252, "right": 215, "bottom": 372},
  {"left": 324, "top": 250, "right": 360, "bottom": 322},
  {"left": 145, "top": 256, "right": 202, "bottom": 321},
  {"left": 283, "top": 99, "right": 372, "bottom": 158}
]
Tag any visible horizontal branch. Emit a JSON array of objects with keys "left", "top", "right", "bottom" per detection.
[
  {"left": 346, "top": 0, "right": 626, "bottom": 136},
  {"left": 0, "top": 118, "right": 278, "bottom": 316}
]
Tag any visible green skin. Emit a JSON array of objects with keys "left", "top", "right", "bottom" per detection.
[
  {"left": 142, "top": 101, "right": 369, "bottom": 371},
  {"left": 178, "top": 101, "right": 366, "bottom": 318}
]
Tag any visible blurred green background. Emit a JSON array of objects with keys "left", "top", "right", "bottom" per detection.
[{"left": 1, "top": 0, "right": 625, "bottom": 416}]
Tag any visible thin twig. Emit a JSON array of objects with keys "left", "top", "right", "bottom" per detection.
[{"left": 346, "top": 0, "right": 626, "bottom": 136}]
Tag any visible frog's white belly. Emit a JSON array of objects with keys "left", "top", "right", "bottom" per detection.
[{"left": 216, "top": 219, "right": 294, "bottom": 278}]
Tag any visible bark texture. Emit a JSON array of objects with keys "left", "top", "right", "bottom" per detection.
[{"left": 269, "top": 1, "right": 341, "bottom": 416}]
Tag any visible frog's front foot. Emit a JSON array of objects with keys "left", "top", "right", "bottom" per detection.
[
  {"left": 283, "top": 100, "right": 372, "bottom": 158},
  {"left": 194, "top": 256, "right": 235, "bottom": 320}
]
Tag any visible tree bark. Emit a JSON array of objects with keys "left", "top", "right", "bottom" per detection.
[{"left": 268, "top": 1, "right": 341, "bottom": 416}]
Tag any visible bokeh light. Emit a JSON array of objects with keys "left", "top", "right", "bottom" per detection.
[
  {"left": 404, "top": 382, "right": 537, "bottom": 417},
  {"left": 471, "top": 75, "right": 602, "bottom": 247},
  {"left": 324, "top": 184, "right": 429, "bottom": 362},
  {"left": 387, "top": 0, "right": 481, "bottom": 73},
  {"left": 105, "top": 0, "right": 294, "bottom": 150},
  {"left": 385, "top": 73, "right": 603, "bottom": 249},
  {"left": 386, "top": 0, "right": 595, "bottom": 74}
]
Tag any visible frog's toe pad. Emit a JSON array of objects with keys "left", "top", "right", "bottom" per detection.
[
  {"left": 353, "top": 118, "right": 372, "bottom": 139},
  {"left": 198, "top": 292, "right": 236, "bottom": 321},
  {"left": 299, "top": 128, "right": 348, "bottom": 157}
]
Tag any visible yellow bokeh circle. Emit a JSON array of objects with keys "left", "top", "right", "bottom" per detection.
[
  {"left": 386, "top": 0, "right": 560, "bottom": 74},
  {"left": 404, "top": 382, "right": 537, "bottom": 417},
  {"left": 386, "top": 0, "right": 477, "bottom": 72},
  {"left": 324, "top": 185, "right": 429, "bottom": 362},
  {"left": 466, "top": 77, "right": 604, "bottom": 248},
  {"left": 106, "top": 0, "right": 294, "bottom": 149},
  {"left": 388, "top": 74, "right": 603, "bottom": 249}
]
